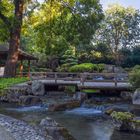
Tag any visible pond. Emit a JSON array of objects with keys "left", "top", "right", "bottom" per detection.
[{"left": 0, "top": 102, "right": 140, "bottom": 140}]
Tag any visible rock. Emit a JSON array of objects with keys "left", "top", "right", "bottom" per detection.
[
  {"left": 120, "top": 91, "right": 133, "bottom": 101},
  {"left": 132, "top": 88, "right": 140, "bottom": 105},
  {"left": 73, "top": 92, "right": 87, "bottom": 103},
  {"left": 130, "top": 104, "right": 140, "bottom": 116},
  {"left": 0, "top": 85, "right": 32, "bottom": 103},
  {"left": 111, "top": 111, "right": 140, "bottom": 134},
  {"left": 40, "top": 117, "right": 76, "bottom": 140},
  {"left": 32, "top": 81, "right": 45, "bottom": 96},
  {"left": 19, "top": 96, "right": 42, "bottom": 106},
  {"left": 104, "top": 107, "right": 129, "bottom": 115},
  {"left": 0, "top": 92, "right": 21, "bottom": 103},
  {"left": 111, "top": 112, "right": 134, "bottom": 132},
  {"left": 132, "top": 117, "right": 140, "bottom": 134},
  {"left": 48, "top": 100, "right": 80, "bottom": 112},
  {"left": 112, "top": 118, "right": 133, "bottom": 131},
  {"left": 111, "top": 130, "right": 140, "bottom": 140}
]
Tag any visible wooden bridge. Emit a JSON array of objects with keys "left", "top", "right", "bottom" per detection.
[{"left": 29, "top": 72, "right": 131, "bottom": 91}]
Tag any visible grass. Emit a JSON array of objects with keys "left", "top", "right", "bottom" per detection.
[
  {"left": 82, "top": 89, "right": 100, "bottom": 93},
  {"left": 0, "top": 77, "right": 29, "bottom": 91}
]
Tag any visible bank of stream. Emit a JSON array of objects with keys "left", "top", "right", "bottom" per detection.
[{"left": 0, "top": 101, "right": 140, "bottom": 140}]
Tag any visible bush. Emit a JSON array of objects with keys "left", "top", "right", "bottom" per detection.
[
  {"left": 69, "top": 63, "right": 105, "bottom": 73},
  {"left": 129, "top": 65, "right": 140, "bottom": 89},
  {"left": 97, "top": 64, "right": 105, "bottom": 72},
  {"left": 57, "top": 64, "right": 71, "bottom": 72}
]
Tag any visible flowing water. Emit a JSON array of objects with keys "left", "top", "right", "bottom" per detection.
[{"left": 0, "top": 102, "right": 140, "bottom": 140}]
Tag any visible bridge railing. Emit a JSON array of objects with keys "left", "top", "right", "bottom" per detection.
[{"left": 29, "top": 72, "right": 129, "bottom": 87}]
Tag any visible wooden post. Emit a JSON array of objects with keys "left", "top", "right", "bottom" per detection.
[
  {"left": 114, "top": 73, "right": 117, "bottom": 87},
  {"left": 28, "top": 60, "right": 30, "bottom": 78},
  {"left": 80, "top": 73, "right": 85, "bottom": 86},
  {"left": 55, "top": 73, "right": 57, "bottom": 83},
  {"left": 20, "top": 60, "right": 23, "bottom": 77}
]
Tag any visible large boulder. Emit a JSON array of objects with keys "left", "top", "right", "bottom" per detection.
[
  {"left": 111, "top": 111, "right": 140, "bottom": 134},
  {"left": 130, "top": 104, "right": 140, "bottom": 116},
  {"left": 19, "top": 95, "right": 42, "bottom": 105},
  {"left": 120, "top": 91, "right": 133, "bottom": 101},
  {"left": 48, "top": 100, "right": 80, "bottom": 112},
  {"left": 132, "top": 117, "right": 140, "bottom": 134},
  {"left": 32, "top": 81, "right": 45, "bottom": 96},
  {"left": 40, "top": 117, "right": 76, "bottom": 140},
  {"left": 132, "top": 88, "right": 140, "bottom": 105},
  {"left": 111, "top": 111, "right": 134, "bottom": 131}
]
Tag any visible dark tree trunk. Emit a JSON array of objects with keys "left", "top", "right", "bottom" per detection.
[{"left": 4, "top": 0, "right": 24, "bottom": 77}]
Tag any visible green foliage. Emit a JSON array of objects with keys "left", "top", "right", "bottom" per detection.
[
  {"left": 21, "top": 0, "right": 103, "bottom": 62},
  {"left": 57, "top": 64, "right": 71, "bottom": 72},
  {"left": 98, "top": 64, "right": 105, "bottom": 72},
  {"left": 93, "top": 4, "right": 140, "bottom": 65},
  {"left": 61, "top": 49, "right": 78, "bottom": 65},
  {"left": 82, "top": 89, "right": 99, "bottom": 93},
  {"left": 0, "top": 0, "right": 14, "bottom": 41},
  {"left": 111, "top": 111, "right": 134, "bottom": 121},
  {"left": 64, "top": 86, "right": 76, "bottom": 95},
  {"left": 69, "top": 63, "right": 105, "bottom": 73},
  {"left": 0, "top": 77, "right": 29, "bottom": 91},
  {"left": 129, "top": 65, "right": 140, "bottom": 89}
]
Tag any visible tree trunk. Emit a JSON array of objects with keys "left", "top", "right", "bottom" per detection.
[{"left": 4, "top": 0, "right": 24, "bottom": 77}]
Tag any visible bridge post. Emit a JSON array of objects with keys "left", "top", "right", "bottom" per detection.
[
  {"left": 114, "top": 73, "right": 117, "bottom": 87},
  {"left": 80, "top": 73, "right": 85, "bottom": 86},
  {"left": 55, "top": 73, "right": 57, "bottom": 83}
]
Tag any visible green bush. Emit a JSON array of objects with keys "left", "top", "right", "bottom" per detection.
[
  {"left": 57, "top": 64, "right": 71, "bottom": 72},
  {"left": 69, "top": 63, "right": 105, "bottom": 73},
  {"left": 97, "top": 64, "right": 105, "bottom": 72},
  {"left": 129, "top": 65, "right": 140, "bottom": 89}
]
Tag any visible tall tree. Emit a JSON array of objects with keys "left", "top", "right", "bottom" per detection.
[
  {"left": 23, "top": 0, "right": 104, "bottom": 57},
  {"left": 93, "top": 4, "right": 140, "bottom": 65},
  {"left": 0, "top": 0, "right": 24, "bottom": 77}
]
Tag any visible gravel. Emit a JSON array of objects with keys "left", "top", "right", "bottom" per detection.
[{"left": 0, "top": 114, "right": 52, "bottom": 140}]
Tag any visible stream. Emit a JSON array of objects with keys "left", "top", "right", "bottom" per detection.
[{"left": 0, "top": 102, "right": 140, "bottom": 140}]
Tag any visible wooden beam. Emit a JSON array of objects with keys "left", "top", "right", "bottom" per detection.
[
  {"left": 20, "top": 60, "right": 23, "bottom": 77},
  {"left": 28, "top": 60, "right": 30, "bottom": 78}
]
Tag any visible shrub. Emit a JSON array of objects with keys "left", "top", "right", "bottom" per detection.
[
  {"left": 129, "top": 65, "right": 140, "bottom": 89},
  {"left": 57, "top": 64, "right": 71, "bottom": 72},
  {"left": 97, "top": 64, "right": 105, "bottom": 72},
  {"left": 69, "top": 63, "right": 105, "bottom": 73}
]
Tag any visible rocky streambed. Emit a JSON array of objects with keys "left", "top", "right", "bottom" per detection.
[
  {"left": 0, "top": 81, "right": 140, "bottom": 140},
  {"left": 0, "top": 101, "right": 140, "bottom": 140}
]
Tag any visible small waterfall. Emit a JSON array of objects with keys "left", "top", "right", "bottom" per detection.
[
  {"left": 66, "top": 107, "right": 102, "bottom": 115},
  {"left": 92, "top": 105, "right": 106, "bottom": 111}
]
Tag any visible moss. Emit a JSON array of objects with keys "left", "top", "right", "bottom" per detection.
[
  {"left": 111, "top": 111, "right": 135, "bottom": 121},
  {"left": 82, "top": 89, "right": 100, "bottom": 93}
]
